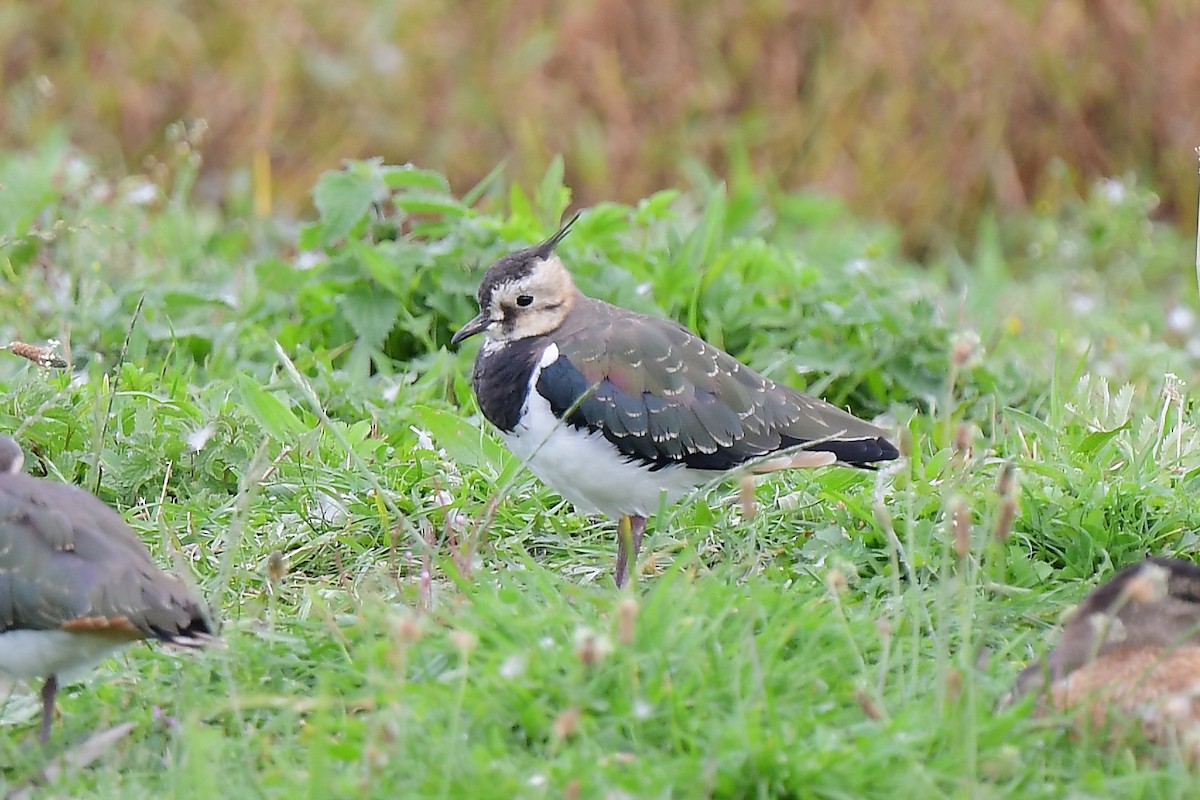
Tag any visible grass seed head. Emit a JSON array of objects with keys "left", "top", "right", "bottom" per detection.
[
  {"left": 952, "top": 423, "right": 974, "bottom": 466},
  {"left": 450, "top": 629, "right": 477, "bottom": 656},
  {"left": 994, "top": 497, "right": 1016, "bottom": 543},
  {"left": 995, "top": 462, "right": 1016, "bottom": 497},
  {"left": 946, "top": 667, "right": 963, "bottom": 702},
  {"left": 266, "top": 549, "right": 287, "bottom": 585},
  {"left": 552, "top": 707, "right": 580, "bottom": 740},
  {"left": 617, "top": 597, "right": 638, "bottom": 645},
  {"left": 738, "top": 476, "right": 757, "bottom": 519},
  {"left": 825, "top": 569, "right": 848, "bottom": 595},
  {"left": 394, "top": 615, "right": 424, "bottom": 645},
  {"left": 951, "top": 331, "right": 980, "bottom": 366},
  {"left": 574, "top": 627, "right": 613, "bottom": 667},
  {"left": 5, "top": 340, "right": 68, "bottom": 369},
  {"left": 854, "top": 688, "right": 884, "bottom": 720}
]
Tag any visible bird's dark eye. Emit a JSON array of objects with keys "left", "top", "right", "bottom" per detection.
[{"left": 516, "top": 294, "right": 534, "bottom": 307}]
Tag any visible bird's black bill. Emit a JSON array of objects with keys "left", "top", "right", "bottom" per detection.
[{"left": 450, "top": 313, "right": 488, "bottom": 345}]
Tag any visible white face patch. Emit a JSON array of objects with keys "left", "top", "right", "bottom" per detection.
[{"left": 482, "top": 256, "right": 577, "bottom": 342}]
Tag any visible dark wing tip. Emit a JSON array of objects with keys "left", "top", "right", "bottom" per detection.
[
  {"left": 812, "top": 436, "right": 900, "bottom": 469},
  {"left": 153, "top": 611, "right": 217, "bottom": 647},
  {"left": 875, "top": 436, "right": 901, "bottom": 460}
]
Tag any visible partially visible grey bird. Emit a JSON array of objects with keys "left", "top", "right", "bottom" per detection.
[
  {"left": 451, "top": 215, "right": 900, "bottom": 587},
  {"left": 1014, "top": 556, "right": 1200, "bottom": 702},
  {"left": 1011, "top": 556, "right": 1200, "bottom": 761},
  {"left": 0, "top": 435, "right": 213, "bottom": 741}
]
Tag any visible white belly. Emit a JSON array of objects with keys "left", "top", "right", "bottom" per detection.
[
  {"left": 0, "top": 630, "right": 127, "bottom": 682},
  {"left": 503, "top": 345, "right": 709, "bottom": 518}
]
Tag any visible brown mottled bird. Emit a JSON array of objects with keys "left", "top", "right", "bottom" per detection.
[
  {"left": 1013, "top": 557, "right": 1200, "bottom": 756},
  {"left": 0, "top": 435, "right": 213, "bottom": 741},
  {"left": 451, "top": 215, "right": 899, "bottom": 586}
]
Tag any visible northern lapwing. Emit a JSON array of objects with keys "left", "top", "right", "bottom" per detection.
[
  {"left": 451, "top": 215, "right": 900, "bottom": 587},
  {"left": 1013, "top": 557, "right": 1200, "bottom": 752},
  {"left": 0, "top": 435, "right": 213, "bottom": 741}
]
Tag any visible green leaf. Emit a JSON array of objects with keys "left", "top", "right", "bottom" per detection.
[
  {"left": 508, "top": 183, "right": 535, "bottom": 226},
  {"left": 336, "top": 288, "right": 401, "bottom": 350},
  {"left": 392, "top": 193, "right": 468, "bottom": 217},
  {"left": 634, "top": 189, "right": 680, "bottom": 224},
  {"left": 237, "top": 375, "right": 308, "bottom": 440},
  {"left": 536, "top": 155, "right": 569, "bottom": 225},
  {"left": 1004, "top": 407, "right": 1056, "bottom": 443},
  {"left": 381, "top": 165, "right": 451, "bottom": 193},
  {"left": 462, "top": 160, "right": 508, "bottom": 207},
  {"left": 297, "top": 223, "right": 324, "bottom": 252},
  {"left": 1078, "top": 421, "right": 1131, "bottom": 456},
  {"left": 413, "top": 405, "right": 512, "bottom": 472},
  {"left": 577, "top": 202, "right": 631, "bottom": 239},
  {"left": 351, "top": 241, "right": 407, "bottom": 296},
  {"left": 312, "top": 167, "right": 384, "bottom": 246}
]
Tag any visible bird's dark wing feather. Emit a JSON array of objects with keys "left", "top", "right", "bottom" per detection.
[
  {"left": 536, "top": 299, "right": 898, "bottom": 472},
  {"left": 0, "top": 475, "right": 212, "bottom": 643}
]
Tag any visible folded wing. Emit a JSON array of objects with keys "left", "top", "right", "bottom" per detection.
[{"left": 536, "top": 301, "right": 898, "bottom": 472}]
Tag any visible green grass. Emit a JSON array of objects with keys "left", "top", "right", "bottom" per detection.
[{"left": 2, "top": 142, "right": 1200, "bottom": 797}]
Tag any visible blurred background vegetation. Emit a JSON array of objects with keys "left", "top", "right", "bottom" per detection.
[{"left": 2, "top": 0, "right": 1198, "bottom": 253}]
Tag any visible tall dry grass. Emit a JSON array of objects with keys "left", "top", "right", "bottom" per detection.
[{"left": 2, "top": 0, "right": 1197, "bottom": 250}]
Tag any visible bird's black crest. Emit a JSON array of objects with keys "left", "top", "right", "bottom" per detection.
[{"left": 477, "top": 212, "right": 581, "bottom": 308}]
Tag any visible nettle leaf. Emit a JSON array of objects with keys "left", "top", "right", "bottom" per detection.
[
  {"left": 578, "top": 201, "right": 632, "bottom": 240},
  {"left": 352, "top": 240, "right": 407, "bottom": 296},
  {"left": 237, "top": 375, "right": 308, "bottom": 441},
  {"left": 336, "top": 288, "right": 401, "bottom": 350},
  {"left": 381, "top": 165, "right": 450, "bottom": 193},
  {"left": 393, "top": 193, "right": 469, "bottom": 217},
  {"left": 297, "top": 222, "right": 324, "bottom": 252},
  {"left": 508, "top": 183, "right": 536, "bottom": 227},
  {"left": 312, "top": 163, "right": 388, "bottom": 246},
  {"left": 634, "top": 189, "right": 680, "bottom": 225}
]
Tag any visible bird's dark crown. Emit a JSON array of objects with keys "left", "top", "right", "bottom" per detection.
[
  {"left": 477, "top": 213, "right": 580, "bottom": 308},
  {"left": 1076, "top": 556, "right": 1200, "bottom": 617}
]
